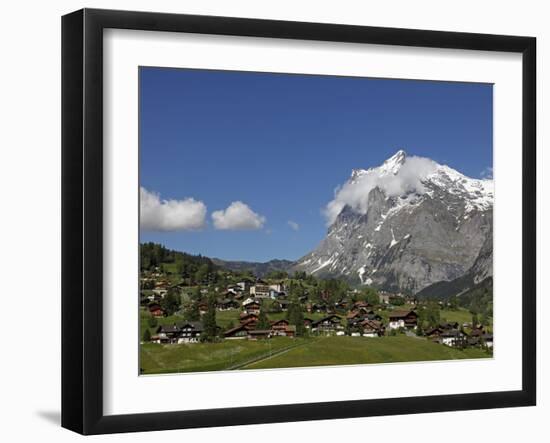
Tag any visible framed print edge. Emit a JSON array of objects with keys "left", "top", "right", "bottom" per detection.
[{"left": 61, "top": 8, "right": 536, "bottom": 435}]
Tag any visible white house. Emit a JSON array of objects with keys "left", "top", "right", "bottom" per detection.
[
  {"left": 388, "top": 310, "right": 418, "bottom": 330},
  {"left": 269, "top": 282, "right": 285, "bottom": 293},
  {"left": 250, "top": 280, "right": 270, "bottom": 298},
  {"left": 439, "top": 330, "right": 466, "bottom": 347}
]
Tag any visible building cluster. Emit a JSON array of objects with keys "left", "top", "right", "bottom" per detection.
[
  {"left": 425, "top": 322, "right": 493, "bottom": 349},
  {"left": 142, "top": 274, "right": 493, "bottom": 350}
]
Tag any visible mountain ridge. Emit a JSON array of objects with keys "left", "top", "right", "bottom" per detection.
[
  {"left": 292, "top": 150, "right": 493, "bottom": 295},
  {"left": 211, "top": 257, "right": 294, "bottom": 277}
]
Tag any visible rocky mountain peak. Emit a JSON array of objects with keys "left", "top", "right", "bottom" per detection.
[
  {"left": 294, "top": 151, "right": 493, "bottom": 296},
  {"left": 380, "top": 149, "right": 407, "bottom": 175}
]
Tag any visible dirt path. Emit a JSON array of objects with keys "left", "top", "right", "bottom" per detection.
[{"left": 227, "top": 338, "right": 323, "bottom": 370}]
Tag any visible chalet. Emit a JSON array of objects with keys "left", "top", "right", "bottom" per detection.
[
  {"left": 426, "top": 326, "right": 445, "bottom": 340},
  {"left": 365, "top": 311, "right": 383, "bottom": 322},
  {"left": 346, "top": 310, "right": 361, "bottom": 320},
  {"left": 270, "top": 319, "right": 289, "bottom": 330},
  {"left": 353, "top": 301, "right": 372, "bottom": 310},
  {"left": 268, "top": 319, "right": 291, "bottom": 336},
  {"left": 311, "top": 315, "right": 344, "bottom": 335},
  {"left": 439, "top": 329, "right": 467, "bottom": 348},
  {"left": 440, "top": 321, "right": 460, "bottom": 330},
  {"left": 243, "top": 300, "right": 261, "bottom": 315},
  {"left": 226, "top": 285, "right": 243, "bottom": 295},
  {"left": 250, "top": 280, "right": 270, "bottom": 298},
  {"left": 239, "top": 313, "right": 259, "bottom": 330},
  {"left": 269, "top": 319, "right": 296, "bottom": 337},
  {"left": 282, "top": 324, "right": 296, "bottom": 337},
  {"left": 404, "top": 295, "right": 418, "bottom": 305},
  {"left": 360, "top": 319, "right": 385, "bottom": 337},
  {"left": 148, "top": 303, "right": 164, "bottom": 317},
  {"left": 388, "top": 310, "right": 418, "bottom": 329},
  {"left": 216, "top": 298, "right": 239, "bottom": 311},
  {"left": 224, "top": 324, "right": 249, "bottom": 340},
  {"left": 311, "top": 303, "right": 328, "bottom": 313},
  {"left": 241, "top": 318, "right": 258, "bottom": 330},
  {"left": 236, "top": 280, "right": 253, "bottom": 293},
  {"left": 247, "top": 329, "right": 272, "bottom": 340},
  {"left": 239, "top": 312, "right": 259, "bottom": 323},
  {"left": 427, "top": 322, "right": 460, "bottom": 339},
  {"left": 303, "top": 318, "right": 314, "bottom": 329},
  {"left": 177, "top": 321, "right": 203, "bottom": 343},
  {"left": 155, "top": 324, "right": 180, "bottom": 343},
  {"left": 348, "top": 308, "right": 381, "bottom": 322}
]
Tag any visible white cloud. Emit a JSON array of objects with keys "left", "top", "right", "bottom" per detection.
[
  {"left": 212, "top": 201, "right": 266, "bottom": 230},
  {"left": 324, "top": 156, "right": 438, "bottom": 225},
  {"left": 287, "top": 220, "right": 300, "bottom": 231},
  {"left": 140, "top": 187, "right": 207, "bottom": 231}
]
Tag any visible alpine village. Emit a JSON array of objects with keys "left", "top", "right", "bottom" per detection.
[{"left": 140, "top": 242, "right": 493, "bottom": 374}]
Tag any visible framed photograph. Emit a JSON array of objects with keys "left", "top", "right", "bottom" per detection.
[{"left": 62, "top": 8, "right": 536, "bottom": 435}]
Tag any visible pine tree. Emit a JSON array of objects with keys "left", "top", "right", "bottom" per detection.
[
  {"left": 202, "top": 297, "right": 217, "bottom": 342},
  {"left": 256, "top": 310, "right": 271, "bottom": 330},
  {"left": 161, "top": 290, "right": 180, "bottom": 316},
  {"left": 287, "top": 300, "right": 305, "bottom": 336},
  {"left": 185, "top": 302, "right": 201, "bottom": 321}
]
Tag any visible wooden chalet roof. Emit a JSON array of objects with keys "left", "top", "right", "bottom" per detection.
[
  {"left": 248, "top": 329, "right": 271, "bottom": 335},
  {"left": 389, "top": 310, "right": 417, "bottom": 319},
  {"left": 360, "top": 319, "right": 383, "bottom": 330},
  {"left": 312, "top": 314, "right": 341, "bottom": 327},
  {"left": 157, "top": 324, "right": 179, "bottom": 333},
  {"left": 224, "top": 324, "right": 249, "bottom": 337},
  {"left": 177, "top": 321, "right": 203, "bottom": 331}
]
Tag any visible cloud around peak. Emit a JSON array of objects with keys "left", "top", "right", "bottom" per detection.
[
  {"left": 324, "top": 155, "right": 439, "bottom": 225},
  {"left": 140, "top": 187, "right": 207, "bottom": 231},
  {"left": 212, "top": 201, "right": 266, "bottom": 230}
]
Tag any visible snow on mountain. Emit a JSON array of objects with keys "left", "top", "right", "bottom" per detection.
[{"left": 294, "top": 150, "right": 493, "bottom": 295}]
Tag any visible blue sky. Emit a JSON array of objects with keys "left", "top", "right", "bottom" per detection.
[{"left": 139, "top": 67, "right": 492, "bottom": 262}]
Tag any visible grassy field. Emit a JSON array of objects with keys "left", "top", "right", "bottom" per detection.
[
  {"left": 140, "top": 335, "right": 490, "bottom": 374},
  {"left": 439, "top": 308, "right": 476, "bottom": 325},
  {"left": 215, "top": 309, "right": 242, "bottom": 328},
  {"left": 140, "top": 337, "right": 298, "bottom": 374},
  {"left": 243, "top": 336, "right": 490, "bottom": 370}
]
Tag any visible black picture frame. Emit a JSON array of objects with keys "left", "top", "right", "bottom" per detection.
[{"left": 62, "top": 8, "right": 536, "bottom": 435}]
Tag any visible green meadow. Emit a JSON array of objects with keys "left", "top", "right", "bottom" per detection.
[{"left": 140, "top": 335, "right": 490, "bottom": 375}]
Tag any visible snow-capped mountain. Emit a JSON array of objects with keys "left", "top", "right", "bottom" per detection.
[{"left": 293, "top": 150, "right": 493, "bottom": 295}]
